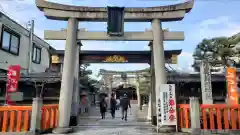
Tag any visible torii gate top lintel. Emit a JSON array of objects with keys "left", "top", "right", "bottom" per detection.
[{"left": 35, "top": 0, "right": 194, "bottom": 21}]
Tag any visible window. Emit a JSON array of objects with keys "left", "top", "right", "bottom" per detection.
[
  {"left": 32, "top": 43, "right": 41, "bottom": 64},
  {"left": 0, "top": 26, "right": 20, "bottom": 55}
]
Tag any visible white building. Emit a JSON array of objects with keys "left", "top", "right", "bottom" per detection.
[{"left": 0, "top": 11, "right": 51, "bottom": 74}]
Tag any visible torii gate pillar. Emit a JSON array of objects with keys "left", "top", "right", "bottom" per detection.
[
  {"left": 57, "top": 18, "right": 78, "bottom": 130},
  {"left": 152, "top": 19, "right": 167, "bottom": 130}
]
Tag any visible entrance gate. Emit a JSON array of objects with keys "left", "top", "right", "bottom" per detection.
[
  {"left": 51, "top": 48, "right": 181, "bottom": 117},
  {"left": 36, "top": 0, "right": 194, "bottom": 132}
]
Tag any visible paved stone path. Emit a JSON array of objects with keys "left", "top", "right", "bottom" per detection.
[{"left": 68, "top": 105, "right": 189, "bottom": 135}]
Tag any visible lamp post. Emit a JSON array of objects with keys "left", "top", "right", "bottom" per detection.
[{"left": 194, "top": 49, "right": 213, "bottom": 104}]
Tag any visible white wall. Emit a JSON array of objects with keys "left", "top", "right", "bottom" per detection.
[{"left": 0, "top": 12, "right": 50, "bottom": 73}]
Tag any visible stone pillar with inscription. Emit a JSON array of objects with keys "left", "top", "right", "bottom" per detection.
[{"left": 200, "top": 60, "right": 213, "bottom": 104}]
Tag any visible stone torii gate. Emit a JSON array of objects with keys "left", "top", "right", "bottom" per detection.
[
  {"left": 35, "top": 0, "right": 194, "bottom": 133},
  {"left": 98, "top": 68, "right": 150, "bottom": 108}
]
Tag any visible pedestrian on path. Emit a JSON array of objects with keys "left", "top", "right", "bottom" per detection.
[
  {"left": 116, "top": 98, "right": 120, "bottom": 110},
  {"left": 110, "top": 94, "right": 117, "bottom": 118},
  {"left": 99, "top": 97, "right": 107, "bottom": 119},
  {"left": 80, "top": 95, "right": 87, "bottom": 114},
  {"left": 120, "top": 94, "right": 131, "bottom": 121}
]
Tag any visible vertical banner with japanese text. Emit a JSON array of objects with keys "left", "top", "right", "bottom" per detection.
[
  {"left": 160, "top": 84, "right": 177, "bottom": 126},
  {"left": 6, "top": 65, "right": 21, "bottom": 105},
  {"left": 226, "top": 67, "right": 238, "bottom": 105}
]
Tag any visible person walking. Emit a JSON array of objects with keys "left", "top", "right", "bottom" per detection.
[
  {"left": 120, "top": 94, "right": 131, "bottom": 121},
  {"left": 110, "top": 94, "right": 117, "bottom": 118},
  {"left": 99, "top": 97, "right": 107, "bottom": 119},
  {"left": 81, "top": 96, "right": 87, "bottom": 114},
  {"left": 116, "top": 98, "right": 120, "bottom": 110}
]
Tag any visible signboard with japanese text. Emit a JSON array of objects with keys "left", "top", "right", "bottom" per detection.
[
  {"left": 160, "top": 84, "right": 177, "bottom": 126},
  {"left": 8, "top": 92, "right": 23, "bottom": 101},
  {"left": 170, "top": 55, "right": 178, "bottom": 64},
  {"left": 6, "top": 65, "right": 21, "bottom": 105},
  {"left": 51, "top": 55, "right": 60, "bottom": 64},
  {"left": 226, "top": 67, "right": 238, "bottom": 105}
]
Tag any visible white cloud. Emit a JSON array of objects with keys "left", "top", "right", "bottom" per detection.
[
  {"left": 180, "top": 16, "right": 240, "bottom": 73},
  {"left": 179, "top": 51, "right": 192, "bottom": 58},
  {"left": 176, "top": 51, "right": 194, "bottom": 72},
  {"left": 197, "top": 16, "right": 240, "bottom": 39}
]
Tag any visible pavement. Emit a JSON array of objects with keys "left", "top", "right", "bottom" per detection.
[
  {"left": 66, "top": 105, "right": 189, "bottom": 135},
  {"left": 39, "top": 104, "right": 240, "bottom": 135}
]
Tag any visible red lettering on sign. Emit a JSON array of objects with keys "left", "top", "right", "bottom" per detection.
[
  {"left": 169, "top": 107, "right": 175, "bottom": 114},
  {"left": 6, "top": 65, "right": 21, "bottom": 105},
  {"left": 169, "top": 115, "right": 175, "bottom": 122},
  {"left": 169, "top": 99, "right": 175, "bottom": 106}
]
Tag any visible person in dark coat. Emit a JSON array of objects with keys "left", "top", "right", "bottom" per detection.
[
  {"left": 110, "top": 94, "right": 117, "bottom": 118},
  {"left": 99, "top": 97, "right": 107, "bottom": 119},
  {"left": 120, "top": 93, "right": 131, "bottom": 121}
]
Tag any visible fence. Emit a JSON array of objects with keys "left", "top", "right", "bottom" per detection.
[
  {"left": 0, "top": 104, "right": 58, "bottom": 132},
  {"left": 178, "top": 104, "right": 240, "bottom": 130}
]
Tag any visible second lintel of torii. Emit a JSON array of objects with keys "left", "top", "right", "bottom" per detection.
[{"left": 44, "top": 29, "right": 184, "bottom": 41}]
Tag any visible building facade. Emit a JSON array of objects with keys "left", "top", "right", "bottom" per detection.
[{"left": 0, "top": 12, "right": 51, "bottom": 73}]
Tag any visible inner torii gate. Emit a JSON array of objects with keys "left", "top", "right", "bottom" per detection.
[
  {"left": 98, "top": 68, "right": 150, "bottom": 107},
  {"left": 36, "top": 0, "right": 194, "bottom": 133}
]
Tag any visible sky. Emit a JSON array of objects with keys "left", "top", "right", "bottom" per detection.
[{"left": 0, "top": 0, "right": 240, "bottom": 78}]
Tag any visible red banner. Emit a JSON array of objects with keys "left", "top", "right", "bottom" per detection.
[
  {"left": 6, "top": 65, "right": 21, "bottom": 105},
  {"left": 226, "top": 67, "right": 239, "bottom": 105}
]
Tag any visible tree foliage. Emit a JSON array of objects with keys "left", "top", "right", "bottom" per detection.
[
  {"left": 79, "top": 64, "right": 99, "bottom": 93},
  {"left": 138, "top": 72, "right": 151, "bottom": 95},
  {"left": 192, "top": 33, "right": 240, "bottom": 72}
]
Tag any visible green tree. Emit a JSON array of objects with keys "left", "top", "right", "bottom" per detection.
[
  {"left": 79, "top": 64, "right": 99, "bottom": 93},
  {"left": 139, "top": 71, "right": 151, "bottom": 95},
  {"left": 192, "top": 33, "right": 240, "bottom": 72}
]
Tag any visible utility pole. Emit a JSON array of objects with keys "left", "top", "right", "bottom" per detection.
[
  {"left": 27, "top": 20, "right": 41, "bottom": 134},
  {"left": 28, "top": 20, "right": 34, "bottom": 74}
]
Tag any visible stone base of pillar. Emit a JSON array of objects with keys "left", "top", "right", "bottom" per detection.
[
  {"left": 147, "top": 114, "right": 151, "bottom": 121},
  {"left": 151, "top": 116, "right": 157, "bottom": 125},
  {"left": 157, "top": 125, "right": 176, "bottom": 133},
  {"left": 147, "top": 117, "right": 152, "bottom": 122},
  {"left": 52, "top": 127, "right": 73, "bottom": 134},
  {"left": 69, "top": 116, "right": 78, "bottom": 126}
]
